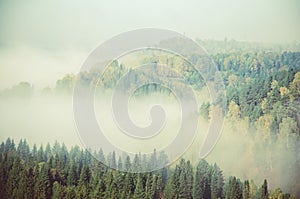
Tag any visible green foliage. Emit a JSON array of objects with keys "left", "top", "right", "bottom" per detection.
[
  {"left": 0, "top": 138, "right": 294, "bottom": 199},
  {"left": 242, "top": 180, "right": 250, "bottom": 199},
  {"left": 211, "top": 163, "right": 224, "bottom": 199},
  {"left": 133, "top": 174, "right": 145, "bottom": 199},
  {"left": 224, "top": 176, "right": 242, "bottom": 199},
  {"left": 200, "top": 102, "right": 211, "bottom": 120},
  {"left": 261, "top": 179, "right": 268, "bottom": 199},
  {"left": 193, "top": 159, "right": 211, "bottom": 199}
]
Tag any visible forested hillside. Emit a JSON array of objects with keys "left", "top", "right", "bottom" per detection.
[
  {"left": 54, "top": 40, "right": 300, "bottom": 137},
  {"left": 0, "top": 40, "right": 299, "bottom": 198},
  {"left": 0, "top": 138, "right": 294, "bottom": 199}
]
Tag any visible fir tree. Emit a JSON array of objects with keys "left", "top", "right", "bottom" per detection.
[
  {"left": 133, "top": 174, "right": 145, "bottom": 199},
  {"left": 261, "top": 179, "right": 268, "bottom": 199}
]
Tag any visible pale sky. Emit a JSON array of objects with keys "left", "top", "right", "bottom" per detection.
[{"left": 0, "top": 0, "right": 300, "bottom": 89}]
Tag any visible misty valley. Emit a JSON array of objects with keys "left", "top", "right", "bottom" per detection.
[{"left": 0, "top": 40, "right": 300, "bottom": 198}]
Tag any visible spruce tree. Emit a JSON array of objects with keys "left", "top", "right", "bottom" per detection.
[
  {"left": 52, "top": 181, "right": 65, "bottom": 199},
  {"left": 37, "top": 163, "right": 53, "bottom": 199},
  {"left": 225, "top": 176, "right": 242, "bottom": 199},
  {"left": 7, "top": 157, "right": 24, "bottom": 198},
  {"left": 145, "top": 173, "right": 154, "bottom": 198},
  {"left": 211, "top": 163, "right": 224, "bottom": 199},
  {"left": 156, "top": 174, "right": 163, "bottom": 199},
  {"left": 133, "top": 174, "right": 145, "bottom": 199},
  {"left": 242, "top": 180, "right": 250, "bottom": 199},
  {"left": 77, "top": 165, "right": 91, "bottom": 198},
  {"left": 193, "top": 159, "right": 211, "bottom": 199},
  {"left": 261, "top": 179, "right": 268, "bottom": 199},
  {"left": 67, "top": 163, "right": 78, "bottom": 186}
]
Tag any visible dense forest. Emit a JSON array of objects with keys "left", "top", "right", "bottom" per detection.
[
  {"left": 0, "top": 40, "right": 299, "bottom": 198},
  {"left": 52, "top": 40, "right": 300, "bottom": 139},
  {"left": 0, "top": 138, "right": 295, "bottom": 199}
]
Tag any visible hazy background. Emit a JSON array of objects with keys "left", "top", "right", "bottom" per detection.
[{"left": 0, "top": 0, "right": 300, "bottom": 89}]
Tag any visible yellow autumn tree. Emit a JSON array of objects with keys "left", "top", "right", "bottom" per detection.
[
  {"left": 289, "top": 72, "right": 300, "bottom": 100},
  {"left": 255, "top": 114, "right": 273, "bottom": 141},
  {"left": 227, "top": 100, "right": 241, "bottom": 122}
]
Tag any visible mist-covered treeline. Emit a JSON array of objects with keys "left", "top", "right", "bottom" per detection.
[
  {"left": 48, "top": 42, "right": 299, "bottom": 197},
  {"left": 0, "top": 40, "right": 299, "bottom": 198},
  {"left": 0, "top": 138, "right": 295, "bottom": 199}
]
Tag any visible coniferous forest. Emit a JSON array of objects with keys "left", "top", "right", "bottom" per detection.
[
  {"left": 1, "top": 0, "right": 300, "bottom": 198},
  {"left": 0, "top": 40, "right": 300, "bottom": 199},
  {"left": 0, "top": 138, "right": 295, "bottom": 199}
]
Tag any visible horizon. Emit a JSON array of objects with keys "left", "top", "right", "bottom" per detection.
[{"left": 1, "top": 0, "right": 300, "bottom": 90}]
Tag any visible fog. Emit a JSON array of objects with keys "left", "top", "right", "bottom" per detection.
[
  {"left": 0, "top": 45, "right": 87, "bottom": 90},
  {"left": 0, "top": 94, "right": 81, "bottom": 147},
  {"left": 1, "top": 0, "right": 300, "bottom": 48},
  {"left": 1, "top": 0, "right": 299, "bottom": 196},
  {"left": 1, "top": 0, "right": 300, "bottom": 90},
  {"left": 0, "top": 86, "right": 207, "bottom": 156},
  {"left": 0, "top": 86, "right": 299, "bottom": 195},
  {"left": 204, "top": 118, "right": 300, "bottom": 196}
]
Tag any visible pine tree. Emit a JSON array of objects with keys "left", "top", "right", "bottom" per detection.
[
  {"left": 178, "top": 159, "right": 193, "bottom": 199},
  {"left": 17, "top": 139, "right": 30, "bottom": 161},
  {"left": 164, "top": 175, "right": 174, "bottom": 199},
  {"left": 261, "top": 179, "right": 268, "bottom": 199},
  {"left": 32, "top": 144, "right": 37, "bottom": 161},
  {"left": 0, "top": 137, "right": 294, "bottom": 199},
  {"left": 117, "top": 156, "right": 123, "bottom": 170},
  {"left": 133, "top": 154, "right": 141, "bottom": 172},
  {"left": 52, "top": 181, "right": 65, "bottom": 199},
  {"left": 77, "top": 165, "right": 91, "bottom": 198},
  {"left": 133, "top": 174, "right": 145, "bottom": 199},
  {"left": 193, "top": 159, "right": 211, "bottom": 199},
  {"left": 67, "top": 163, "right": 78, "bottom": 186},
  {"left": 45, "top": 143, "right": 51, "bottom": 161},
  {"left": 4, "top": 138, "right": 15, "bottom": 154},
  {"left": 112, "top": 170, "right": 126, "bottom": 198},
  {"left": 37, "top": 163, "right": 53, "bottom": 199},
  {"left": 171, "top": 165, "right": 181, "bottom": 198},
  {"left": 185, "top": 160, "right": 194, "bottom": 199},
  {"left": 103, "top": 170, "right": 114, "bottom": 198},
  {"left": 145, "top": 173, "right": 154, "bottom": 198},
  {"left": 0, "top": 161, "right": 7, "bottom": 198},
  {"left": 123, "top": 171, "right": 135, "bottom": 198},
  {"left": 124, "top": 155, "right": 132, "bottom": 172},
  {"left": 96, "top": 148, "right": 106, "bottom": 164},
  {"left": 91, "top": 178, "right": 105, "bottom": 199},
  {"left": 110, "top": 151, "right": 117, "bottom": 169},
  {"left": 22, "top": 166, "right": 35, "bottom": 199},
  {"left": 150, "top": 149, "right": 157, "bottom": 169},
  {"left": 225, "top": 176, "right": 242, "bottom": 199},
  {"left": 211, "top": 163, "right": 224, "bottom": 199},
  {"left": 37, "top": 145, "right": 45, "bottom": 162},
  {"left": 18, "top": 169, "right": 28, "bottom": 198},
  {"left": 156, "top": 174, "right": 163, "bottom": 199},
  {"left": 7, "top": 157, "right": 24, "bottom": 198},
  {"left": 243, "top": 180, "right": 250, "bottom": 199}
]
